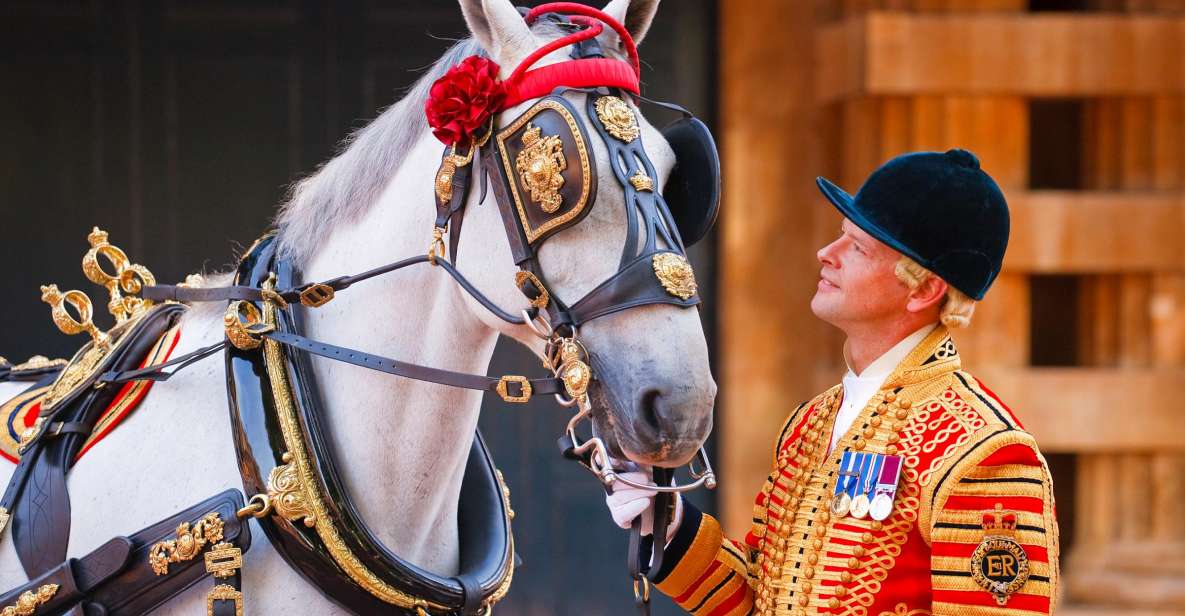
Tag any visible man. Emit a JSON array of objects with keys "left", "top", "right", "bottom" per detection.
[{"left": 607, "top": 149, "right": 1060, "bottom": 615}]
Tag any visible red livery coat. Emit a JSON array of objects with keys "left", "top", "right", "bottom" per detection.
[{"left": 653, "top": 327, "right": 1060, "bottom": 616}]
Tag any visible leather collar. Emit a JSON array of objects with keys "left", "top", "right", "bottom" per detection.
[{"left": 225, "top": 236, "right": 514, "bottom": 615}]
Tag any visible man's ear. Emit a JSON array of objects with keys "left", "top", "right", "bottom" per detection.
[{"left": 905, "top": 274, "right": 948, "bottom": 314}]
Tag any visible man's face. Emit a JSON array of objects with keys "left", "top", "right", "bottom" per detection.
[{"left": 810, "top": 218, "right": 911, "bottom": 329}]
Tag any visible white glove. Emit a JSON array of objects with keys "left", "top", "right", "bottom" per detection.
[{"left": 604, "top": 469, "right": 684, "bottom": 544}]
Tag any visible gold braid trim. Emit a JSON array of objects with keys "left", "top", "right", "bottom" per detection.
[
  {"left": 877, "top": 604, "right": 931, "bottom": 616},
  {"left": 261, "top": 296, "right": 459, "bottom": 612}
]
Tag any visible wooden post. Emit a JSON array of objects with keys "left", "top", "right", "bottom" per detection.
[
  {"left": 717, "top": 0, "right": 827, "bottom": 535},
  {"left": 1066, "top": 84, "right": 1185, "bottom": 610}
]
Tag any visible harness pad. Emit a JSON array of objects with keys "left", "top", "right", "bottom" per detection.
[{"left": 0, "top": 325, "right": 181, "bottom": 464}]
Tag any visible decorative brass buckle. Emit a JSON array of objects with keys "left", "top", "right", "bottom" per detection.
[
  {"left": 206, "top": 584, "right": 243, "bottom": 616},
  {"left": 299, "top": 283, "right": 335, "bottom": 308},
  {"left": 514, "top": 271, "right": 550, "bottom": 309},
  {"left": 205, "top": 542, "right": 242, "bottom": 579},
  {"left": 495, "top": 376, "right": 532, "bottom": 403}
]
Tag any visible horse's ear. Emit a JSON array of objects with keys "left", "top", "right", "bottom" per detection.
[
  {"left": 602, "top": 0, "right": 660, "bottom": 47},
  {"left": 458, "top": 0, "right": 537, "bottom": 73}
]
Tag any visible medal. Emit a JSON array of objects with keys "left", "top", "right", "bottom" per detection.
[
  {"left": 831, "top": 451, "right": 857, "bottom": 517},
  {"left": 869, "top": 455, "right": 904, "bottom": 522},
  {"left": 849, "top": 453, "right": 883, "bottom": 520}
]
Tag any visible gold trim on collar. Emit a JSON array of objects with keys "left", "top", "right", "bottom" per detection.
[
  {"left": 259, "top": 280, "right": 514, "bottom": 611},
  {"left": 884, "top": 326, "right": 961, "bottom": 389}
]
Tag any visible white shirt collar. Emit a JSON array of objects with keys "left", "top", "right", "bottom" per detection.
[{"left": 843, "top": 323, "right": 938, "bottom": 382}]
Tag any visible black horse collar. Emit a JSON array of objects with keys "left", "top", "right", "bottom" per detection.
[{"left": 226, "top": 236, "right": 515, "bottom": 616}]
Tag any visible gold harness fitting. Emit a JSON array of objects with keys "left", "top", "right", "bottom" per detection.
[
  {"left": 299, "top": 283, "right": 335, "bottom": 308},
  {"left": 495, "top": 375, "right": 532, "bottom": 403},
  {"left": 223, "top": 301, "right": 274, "bottom": 351}
]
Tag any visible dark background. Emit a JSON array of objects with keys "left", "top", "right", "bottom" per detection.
[{"left": 0, "top": 1, "right": 718, "bottom": 614}]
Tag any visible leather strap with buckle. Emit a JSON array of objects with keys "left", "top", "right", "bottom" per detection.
[{"left": 495, "top": 376, "right": 532, "bottom": 404}]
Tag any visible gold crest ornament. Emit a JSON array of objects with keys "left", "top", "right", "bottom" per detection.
[
  {"left": 651, "top": 253, "right": 698, "bottom": 300},
  {"left": 970, "top": 504, "right": 1031, "bottom": 606},
  {"left": 0, "top": 583, "right": 58, "bottom": 616},
  {"left": 434, "top": 160, "right": 457, "bottom": 206},
  {"left": 148, "top": 512, "right": 226, "bottom": 575},
  {"left": 515, "top": 123, "right": 567, "bottom": 213},
  {"left": 594, "top": 96, "right": 640, "bottom": 143}
]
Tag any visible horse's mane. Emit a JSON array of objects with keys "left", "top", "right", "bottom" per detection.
[
  {"left": 273, "top": 18, "right": 594, "bottom": 265},
  {"left": 272, "top": 37, "right": 482, "bottom": 264}
]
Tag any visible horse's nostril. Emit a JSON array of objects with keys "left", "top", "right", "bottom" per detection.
[{"left": 638, "top": 388, "right": 663, "bottom": 432}]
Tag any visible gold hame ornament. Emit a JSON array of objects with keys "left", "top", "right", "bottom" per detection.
[{"left": 38, "top": 228, "right": 159, "bottom": 410}]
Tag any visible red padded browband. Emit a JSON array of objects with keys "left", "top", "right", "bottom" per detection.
[
  {"left": 502, "top": 57, "right": 639, "bottom": 109},
  {"left": 499, "top": 2, "right": 641, "bottom": 110}
]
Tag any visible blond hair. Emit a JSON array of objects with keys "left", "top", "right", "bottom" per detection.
[{"left": 894, "top": 257, "right": 976, "bottom": 328}]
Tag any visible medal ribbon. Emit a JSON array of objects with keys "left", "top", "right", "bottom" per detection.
[
  {"left": 847, "top": 452, "right": 872, "bottom": 498},
  {"left": 861, "top": 454, "right": 884, "bottom": 500},
  {"left": 874, "top": 454, "right": 903, "bottom": 494},
  {"left": 834, "top": 451, "right": 856, "bottom": 498}
]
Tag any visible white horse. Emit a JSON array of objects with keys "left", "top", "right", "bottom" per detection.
[{"left": 0, "top": 0, "right": 713, "bottom": 613}]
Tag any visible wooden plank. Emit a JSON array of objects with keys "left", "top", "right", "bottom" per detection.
[
  {"left": 955, "top": 272, "right": 1030, "bottom": 366},
  {"left": 1153, "top": 97, "right": 1184, "bottom": 190},
  {"left": 817, "top": 13, "right": 1185, "bottom": 100},
  {"left": 719, "top": 0, "right": 827, "bottom": 537},
  {"left": 974, "top": 367, "right": 1185, "bottom": 452},
  {"left": 1005, "top": 191, "right": 1185, "bottom": 272},
  {"left": 1151, "top": 274, "right": 1185, "bottom": 365}
]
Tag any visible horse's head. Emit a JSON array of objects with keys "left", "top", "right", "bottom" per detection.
[{"left": 452, "top": 0, "right": 715, "bottom": 468}]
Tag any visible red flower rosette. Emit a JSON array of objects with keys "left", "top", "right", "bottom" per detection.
[{"left": 425, "top": 56, "right": 505, "bottom": 146}]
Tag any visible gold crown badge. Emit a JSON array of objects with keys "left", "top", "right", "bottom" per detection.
[{"left": 981, "top": 503, "right": 1018, "bottom": 537}]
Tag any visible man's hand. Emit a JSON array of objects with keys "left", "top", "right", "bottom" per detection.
[{"left": 604, "top": 469, "right": 684, "bottom": 543}]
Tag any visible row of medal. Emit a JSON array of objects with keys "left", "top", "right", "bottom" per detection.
[{"left": 831, "top": 451, "right": 904, "bottom": 522}]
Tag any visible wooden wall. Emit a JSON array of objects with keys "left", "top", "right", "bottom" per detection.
[{"left": 720, "top": 1, "right": 1185, "bottom": 612}]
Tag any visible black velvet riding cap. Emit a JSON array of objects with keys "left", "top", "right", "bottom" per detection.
[{"left": 815, "top": 149, "right": 1009, "bottom": 301}]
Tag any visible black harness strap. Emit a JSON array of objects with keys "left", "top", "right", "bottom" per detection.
[
  {"left": 626, "top": 468, "right": 674, "bottom": 616},
  {"left": 145, "top": 255, "right": 533, "bottom": 326},
  {"left": 99, "top": 329, "right": 564, "bottom": 398},
  {"left": 10, "top": 303, "right": 185, "bottom": 579}
]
